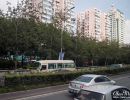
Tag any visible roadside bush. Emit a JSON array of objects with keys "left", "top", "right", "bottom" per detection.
[
  {"left": 0, "top": 59, "right": 15, "bottom": 70},
  {"left": 3, "top": 67, "right": 130, "bottom": 88}
]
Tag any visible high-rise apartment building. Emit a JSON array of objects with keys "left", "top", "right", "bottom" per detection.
[
  {"left": 42, "top": 0, "right": 54, "bottom": 23},
  {"left": 108, "top": 6, "right": 125, "bottom": 45},
  {"left": 24, "top": 0, "right": 75, "bottom": 32},
  {"left": 76, "top": 7, "right": 125, "bottom": 44},
  {"left": 53, "top": 0, "right": 75, "bottom": 32},
  {"left": 77, "top": 8, "right": 108, "bottom": 41},
  {"left": 24, "top": 0, "right": 43, "bottom": 21}
]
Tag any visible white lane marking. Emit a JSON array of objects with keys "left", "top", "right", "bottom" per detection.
[{"left": 14, "top": 90, "right": 67, "bottom": 100}]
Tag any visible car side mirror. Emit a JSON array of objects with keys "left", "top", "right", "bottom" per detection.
[{"left": 111, "top": 80, "right": 116, "bottom": 85}]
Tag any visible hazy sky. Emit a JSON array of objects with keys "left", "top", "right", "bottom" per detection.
[
  {"left": 75, "top": 0, "right": 130, "bottom": 19},
  {"left": 0, "top": 0, "right": 130, "bottom": 43},
  {"left": 0, "top": 0, "right": 18, "bottom": 11}
]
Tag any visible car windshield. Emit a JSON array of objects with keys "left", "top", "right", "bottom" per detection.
[
  {"left": 77, "top": 90, "right": 104, "bottom": 100},
  {"left": 74, "top": 76, "right": 93, "bottom": 83}
]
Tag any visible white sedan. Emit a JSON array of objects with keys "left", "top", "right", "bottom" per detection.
[
  {"left": 74, "top": 84, "right": 130, "bottom": 100},
  {"left": 68, "top": 74, "right": 116, "bottom": 94}
]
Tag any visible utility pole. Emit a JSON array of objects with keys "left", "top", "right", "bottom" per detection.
[{"left": 60, "top": 7, "right": 75, "bottom": 60}]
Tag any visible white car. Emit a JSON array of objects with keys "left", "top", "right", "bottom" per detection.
[
  {"left": 68, "top": 74, "right": 116, "bottom": 94},
  {"left": 74, "top": 84, "right": 130, "bottom": 100}
]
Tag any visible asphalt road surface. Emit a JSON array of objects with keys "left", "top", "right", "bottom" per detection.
[
  {"left": 16, "top": 74, "right": 130, "bottom": 100},
  {"left": 0, "top": 73, "right": 130, "bottom": 100}
]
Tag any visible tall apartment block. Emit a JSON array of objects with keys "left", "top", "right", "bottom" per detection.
[
  {"left": 108, "top": 6, "right": 125, "bottom": 45},
  {"left": 76, "top": 7, "right": 125, "bottom": 44},
  {"left": 24, "top": 0, "right": 43, "bottom": 21},
  {"left": 77, "top": 8, "right": 109, "bottom": 41},
  {"left": 24, "top": 0, "right": 75, "bottom": 32}
]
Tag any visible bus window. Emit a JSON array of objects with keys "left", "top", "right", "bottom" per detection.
[
  {"left": 41, "top": 65, "right": 47, "bottom": 70},
  {"left": 57, "top": 63, "right": 63, "bottom": 68},
  {"left": 64, "top": 63, "right": 69, "bottom": 68},
  {"left": 48, "top": 63, "right": 56, "bottom": 69},
  {"left": 70, "top": 63, "right": 75, "bottom": 68},
  {"left": 64, "top": 63, "right": 75, "bottom": 68}
]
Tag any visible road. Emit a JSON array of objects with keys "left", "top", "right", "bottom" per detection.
[{"left": 0, "top": 73, "right": 130, "bottom": 100}]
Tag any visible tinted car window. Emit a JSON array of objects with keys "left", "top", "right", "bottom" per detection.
[
  {"left": 75, "top": 76, "right": 93, "bottom": 83},
  {"left": 103, "top": 77, "right": 111, "bottom": 81},
  {"left": 95, "top": 77, "right": 110, "bottom": 83}
]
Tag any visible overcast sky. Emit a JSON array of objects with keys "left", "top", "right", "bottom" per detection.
[
  {"left": 0, "top": 0, "right": 130, "bottom": 43},
  {"left": 75, "top": 0, "right": 130, "bottom": 19}
]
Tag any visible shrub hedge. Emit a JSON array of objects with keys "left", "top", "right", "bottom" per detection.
[
  {"left": 4, "top": 67, "right": 130, "bottom": 87},
  {"left": 0, "top": 59, "right": 15, "bottom": 70}
]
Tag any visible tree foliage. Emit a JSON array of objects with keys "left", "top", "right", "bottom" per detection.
[{"left": 0, "top": 0, "right": 130, "bottom": 68}]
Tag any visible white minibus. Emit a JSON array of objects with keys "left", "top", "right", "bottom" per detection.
[{"left": 34, "top": 60, "right": 76, "bottom": 72}]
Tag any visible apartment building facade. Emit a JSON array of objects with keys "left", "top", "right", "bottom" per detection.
[
  {"left": 76, "top": 7, "right": 125, "bottom": 44},
  {"left": 108, "top": 6, "right": 125, "bottom": 45},
  {"left": 24, "top": 0, "right": 75, "bottom": 32},
  {"left": 77, "top": 8, "right": 109, "bottom": 41},
  {"left": 24, "top": 0, "right": 43, "bottom": 21}
]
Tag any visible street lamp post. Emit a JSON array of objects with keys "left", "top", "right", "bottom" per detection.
[{"left": 60, "top": 7, "right": 75, "bottom": 60}]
